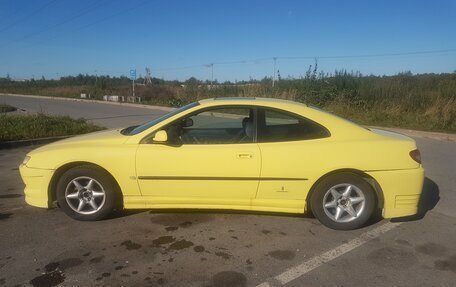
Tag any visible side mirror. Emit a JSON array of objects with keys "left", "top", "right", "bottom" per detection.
[
  {"left": 153, "top": 130, "right": 168, "bottom": 143},
  {"left": 182, "top": 118, "right": 194, "bottom": 128}
]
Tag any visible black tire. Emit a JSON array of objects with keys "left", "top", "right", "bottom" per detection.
[
  {"left": 56, "top": 165, "right": 121, "bottom": 221},
  {"left": 310, "top": 172, "right": 376, "bottom": 230}
]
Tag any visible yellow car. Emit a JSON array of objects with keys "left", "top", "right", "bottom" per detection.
[{"left": 19, "top": 98, "right": 424, "bottom": 230}]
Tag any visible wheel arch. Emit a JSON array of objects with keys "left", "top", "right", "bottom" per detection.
[
  {"left": 306, "top": 169, "right": 384, "bottom": 213},
  {"left": 48, "top": 161, "right": 123, "bottom": 208}
]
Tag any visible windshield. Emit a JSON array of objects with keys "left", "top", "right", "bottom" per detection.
[{"left": 127, "top": 102, "right": 200, "bottom": 135}]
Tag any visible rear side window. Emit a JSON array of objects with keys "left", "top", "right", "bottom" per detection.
[{"left": 257, "top": 109, "right": 330, "bottom": 142}]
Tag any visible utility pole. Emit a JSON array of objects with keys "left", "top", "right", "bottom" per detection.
[
  {"left": 272, "top": 57, "right": 277, "bottom": 87},
  {"left": 144, "top": 67, "right": 152, "bottom": 85},
  {"left": 130, "top": 69, "right": 136, "bottom": 101},
  {"left": 210, "top": 63, "right": 214, "bottom": 88}
]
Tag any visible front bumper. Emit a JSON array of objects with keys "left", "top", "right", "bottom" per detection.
[
  {"left": 367, "top": 167, "right": 425, "bottom": 218},
  {"left": 19, "top": 164, "right": 55, "bottom": 208}
]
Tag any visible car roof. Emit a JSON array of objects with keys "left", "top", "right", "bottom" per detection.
[{"left": 198, "top": 97, "right": 308, "bottom": 108}]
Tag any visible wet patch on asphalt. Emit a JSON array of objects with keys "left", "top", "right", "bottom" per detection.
[
  {"left": 179, "top": 221, "right": 192, "bottom": 228},
  {"left": 165, "top": 226, "right": 178, "bottom": 231},
  {"left": 215, "top": 251, "right": 232, "bottom": 260},
  {"left": 194, "top": 245, "right": 205, "bottom": 252},
  {"left": 395, "top": 239, "right": 411, "bottom": 246},
  {"left": 149, "top": 213, "right": 214, "bottom": 227},
  {"left": 367, "top": 247, "right": 418, "bottom": 269},
  {"left": 30, "top": 258, "right": 83, "bottom": 287},
  {"left": 45, "top": 258, "right": 83, "bottom": 272},
  {"left": 30, "top": 270, "right": 65, "bottom": 287},
  {"left": 89, "top": 256, "right": 104, "bottom": 263},
  {"left": 152, "top": 236, "right": 176, "bottom": 246},
  {"left": 206, "top": 271, "right": 247, "bottom": 287},
  {"left": 0, "top": 213, "right": 12, "bottom": 220},
  {"left": 415, "top": 242, "right": 448, "bottom": 257},
  {"left": 168, "top": 239, "right": 194, "bottom": 251},
  {"left": 268, "top": 250, "right": 295, "bottom": 260},
  {"left": 120, "top": 240, "right": 142, "bottom": 250},
  {"left": 434, "top": 255, "right": 456, "bottom": 273}
]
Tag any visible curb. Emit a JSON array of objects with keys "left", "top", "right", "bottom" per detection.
[{"left": 0, "top": 135, "right": 72, "bottom": 150}]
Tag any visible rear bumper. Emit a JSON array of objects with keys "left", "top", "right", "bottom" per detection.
[
  {"left": 19, "top": 164, "right": 54, "bottom": 208},
  {"left": 367, "top": 167, "right": 424, "bottom": 218}
]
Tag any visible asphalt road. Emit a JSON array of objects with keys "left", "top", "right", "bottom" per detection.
[
  {"left": 0, "top": 94, "right": 170, "bottom": 129},
  {"left": 0, "top": 94, "right": 455, "bottom": 287}
]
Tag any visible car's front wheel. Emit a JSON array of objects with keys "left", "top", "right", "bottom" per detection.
[
  {"left": 310, "top": 173, "right": 376, "bottom": 230},
  {"left": 56, "top": 165, "right": 120, "bottom": 221}
]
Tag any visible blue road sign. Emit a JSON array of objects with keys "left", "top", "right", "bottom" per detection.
[{"left": 129, "top": 69, "right": 136, "bottom": 80}]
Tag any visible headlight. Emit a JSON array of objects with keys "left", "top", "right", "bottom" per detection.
[{"left": 22, "top": 156, "right": 31, "bottom": 165}]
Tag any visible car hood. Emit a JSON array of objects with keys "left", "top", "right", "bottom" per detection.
[{"left": 29, "top": 129, "right": 127, "bottom": 154}]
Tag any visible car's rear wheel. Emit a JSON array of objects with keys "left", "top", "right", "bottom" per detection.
[
  {"left": 56, "top": 165, "right": 120, "bottom": 221},
  {"left": 310, "top": 173, "right": 376, "bottom": 230}
]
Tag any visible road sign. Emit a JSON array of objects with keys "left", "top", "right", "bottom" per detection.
[{"left": 129, "top": 69, "right": 136, "bottom": 80}]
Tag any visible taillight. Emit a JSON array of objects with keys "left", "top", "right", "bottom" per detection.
[{"left": 409, "top": 149, "right": 421, "bottom": 164}]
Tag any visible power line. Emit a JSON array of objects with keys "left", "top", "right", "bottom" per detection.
[
  {"left": 0, "top": 0, "right": 59, "bottom": 33},
  {"left": 6, "top": 0, "right": 152, "bottom": 51},
  {"left": 278, "top": 49, "right": 456, "bottom": 60},
  {"left": 0, "top": 0, "right": 112, "bottom": 47},
  {"left": 148, "top": 48, "right": 456, "bottom": 73}
]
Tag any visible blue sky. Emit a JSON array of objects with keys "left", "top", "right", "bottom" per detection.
[{"left": 0, "top": 0, "right": 455, "bottom": 81}]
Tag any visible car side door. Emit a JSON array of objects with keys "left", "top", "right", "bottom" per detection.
[
  {"left": 135, "top": 106, "right": 261, "bottom": 208},
  {"left": 253, "top": 107, "right": 331, "bottom": 213}
]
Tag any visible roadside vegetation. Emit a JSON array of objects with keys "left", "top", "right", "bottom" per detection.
[
  {"left": 1, "top": 68, "right": 455, "bottom": 133},
  {"left": 0, "top": 113, "right": 104, "bottom": 142}
]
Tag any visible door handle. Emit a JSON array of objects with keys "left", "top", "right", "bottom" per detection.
[{"left": 237, "top": 152, "right": 253, "bottom": 159}]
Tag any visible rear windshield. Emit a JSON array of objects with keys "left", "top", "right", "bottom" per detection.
[{"left": 127, "top": 102, "right": 199, "bottom": 135}]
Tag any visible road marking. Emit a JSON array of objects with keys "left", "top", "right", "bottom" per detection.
[{"left": 256, "top": 221, "right": 401, "bottom": 287}]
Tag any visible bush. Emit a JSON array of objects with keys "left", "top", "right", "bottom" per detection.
[{"left": 0, "top": 113, "right": 105, "bottom": 142}]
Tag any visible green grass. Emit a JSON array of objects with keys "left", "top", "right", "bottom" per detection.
[{"left": 0, "top": 113, "right": 105, "bottom": 142}]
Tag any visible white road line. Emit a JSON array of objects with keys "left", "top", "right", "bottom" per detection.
[{"left": 256, "top": 222, "right": 401, "bottom": 287}]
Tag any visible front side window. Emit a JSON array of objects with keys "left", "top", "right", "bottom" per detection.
[
  {"left": 127, "top": 102, "right": 200, "bottom": 135},
  {"left": 258, "top": 108, "right": 330, "bottom": 142},
  {"left": 165, "top": 107, "right": 255, "bottom": 144}
]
